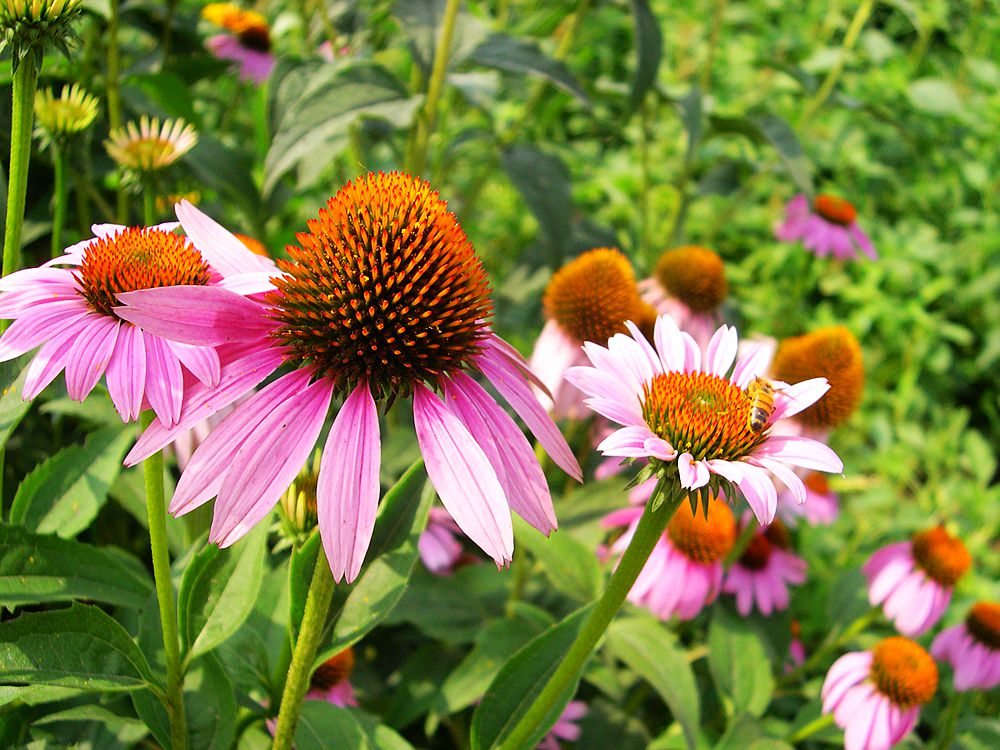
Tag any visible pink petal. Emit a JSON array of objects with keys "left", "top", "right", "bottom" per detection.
[
  {"left": 63, "top": 315, "right": 120, "bottom": 401},
  {"left": 165, "top": 340, "right": 220, "bottom": 386},
  {"left": 22, "top": 325, "right": 81, "bottom": 400},
  {"left": 413, "top": 384, "right": 513, "bottom": 567},
  {"left": 653, "top": 314, "right": 686, "bottom": 372},
  {"left": 678, "top": 453, "right": 709, "bottom": 489},
  {"left": 318, "top": 381, "right": 381, "bottom": 583},
  {"left": 143, "top": 335, "right": 184, "bottom": 426},
  {"left": 749, "top": 456, "right": 806, "bottom": 506},
  {"left": 106, "top": 324, "right": 147, "bottom": 421},
  {"left": 771, "top": 377, "right": 830, "bottom": 421},
  {"left": 0, "top": 300, "right": 92, "bottom": 361},
  {"left": 216, "top": 272, "right": 279, "bottom": 296},
  {"left": 734, "top": 464, "right": 778, "bottom": 525},
  {"left": 483, "top": 332, "right": 553, "bottom": 399},
  {"left": 705, "top": 325, "right": 738, "bottom": 377},
  {"left": 598, "top": 425, "right": 660, "bottom": 457},
  {"left": 754, "top": 435, "right": 843, "bottom": 473},
  {"left": 175, "top": 200, "right": 277, "bottom": 277}
]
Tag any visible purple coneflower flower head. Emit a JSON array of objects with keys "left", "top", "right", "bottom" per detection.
[
  {"left": 722, "top": 518, "right": 806, "bottom": 616},
  {"left": 529, "top": 248, "right": 654, "bottom": 419},
  {"left": 563, "top": 316, "right": 842, "bottom": 525},
  {"left": 0, "top": 207, "right": 274, "bottom": 426},
  {"left": 605, "top": 495, "right": 736, "bottom": 621},
  {"left": 418, "top": 506, "right": 465, "bottom": 575},
  {"left": 776, "top": 194, "right": 876, "bottom": 261},
  {"left": 863, "top": 526, "right": 971, "bottom": 637},
  {"left": 202, "top": 3, "right": 274, "bottom": 84},
  {"left": 779, "top": 470, "right": 839, "bottom": 526},
  {"left": 537, "top": 700, "right": 587, "bottom": 750},
  {"left": 640, "top": 245, "right": 727, "bottom": 350},
  {"left": 116, "top": 172, "right": 581, "bottom": 583},
  {"left": 822, "top": 637, "right": 937, "bottom": 750},
  {"left": 932, "top": 602, "right": 1000, "bottom": 691}
]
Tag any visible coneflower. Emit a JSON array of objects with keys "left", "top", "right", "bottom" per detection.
[{"left": 640, "top": 245, "right": 728, "bottom": 349}]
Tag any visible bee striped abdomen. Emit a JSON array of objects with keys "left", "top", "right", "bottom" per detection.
[{"left": 746, "top": 377, "right": 775, "bottom": 433}]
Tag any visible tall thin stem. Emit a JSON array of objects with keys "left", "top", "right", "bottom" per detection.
[
  {"left": 141, "top": 411, "right": 188, "bottom": 750},
  {"left": 785, "top": 712, "right": 835, "bottom": 744},
  {"left": 404, "top": 0, "right": 461, "bottom": 176},
  {"left": 699, "top": 0, "right": 728, "bottom": 94},
  {"left": 498, "top": 488, "right": 684, "bottom": 750},
  {"left": 933, "top": 691, "right": 968, "bottom": 750},
  {"left": 3, "top": 58, "right": 40, "bottom": 279},
  {"left": 107, "top": 0, "right": 127, "bottom": 223},
  {"left": 271, "top": 546, "right": 336, "bottom": 750},
  {"left": 51, "top": 145, "right": 68, "bottom": 257}
]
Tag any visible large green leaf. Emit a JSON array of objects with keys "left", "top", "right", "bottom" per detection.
[
  {"left": 471, "top": 604, "right": 593, "bottom": 750},
  {"left": 501, "top": 144, "right": 573, "bottom": 266},
  {"left": 393, "top": 0, "right": 490, "bottom": 75},
  {"left": 177, "top": 521, "right": 268, "bottom": 659},
  {"left": 0, "top": 603, "right": 156, "bottom": 691},
  {"left": 0, "top": 525, "right": 151, "bottom": 608},
  {"left": 297, "top": 701, "right": 415, "bottom": 750},
  {"left": 629, "top": 0, "right": 663, "bottom": 112},
  {"left": 707, "top": 606, "right": 775, "bottom": 717},
  {"left": 606, "top": 614, "right": 700, "bottom": 750},
  {"left": 8, "top": 424, "right": 133, "bottom": 538},
  {"left": 0, "top": 356, "right": 31, "bottom": 445},
  {"left": 470, "top": 34, "right": 590, "bottom": 106},
  {"left": 514, "top": 517, "right": 601, "bottom": 602},
  {"left": 708, "top": 113, "right": 813, "bottom": 195}
]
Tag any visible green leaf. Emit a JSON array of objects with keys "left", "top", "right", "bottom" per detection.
[
  {"left": 393, "top": 0, "right": 490, "bottom": 75},
  {"left": 470, "top": 34, "right": 590, "bottom": 106},
  {"left": 606, "top": 614, "right": 700, "bottom": 750},
  {"left": 471, "top": 604, "right": 593, "bottom": 750},
  {"left": 514, "top": 517, "right": 601, "bottom": 602},
  {"left": 629, "top": 0, "right": 663, "bottom": 111},
  {"left": 0, "top": 356, "right": 31, "bottom": 445},
  {"left": 907, "top": 78, "right": 963, "bottom": 116},
  {"left": 707, "top": 606, "right": 775, "bottom": 717},
  {"left": 296, "top": 701, "right": 369, "bottom": 750},
  {"left": 9, "top": 424, "right": 133, "bottom": 538},
  {"left": 708, "top": 113, "right": 813, "bottom": 194},
  {"left": 0, "top": 603, "right": 156, "bottom": 691},
  {"left": 501, "top": 144, "right": 573, "bottom": 265},
  {"left": 677, "top": 87, "right": 703, "bottom": 165},
  {"left": 0, "top": 525, "right": 151, "bottom": 608},
  {"left": 177, "top": 522, "right": 268, "bottom": 659}
]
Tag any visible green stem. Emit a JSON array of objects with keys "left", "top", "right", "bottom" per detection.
[
  {"left": 699, "top": 0, "right": 728, "bottom": 94},
  {"left": 271, "top": 546, "right": 336, "bottom": 750},
  {"left": 143, "top": 183, "right": 156, "bottom": 226},
  {"left": 498, "top": 487, "right": 685, "bottom": 750},
  {"left": 404, "top": 0, "right": 461, "bottom": 176},
  {"left": 933, "top": 691, "right": 968, "bottom": 750},
  {"left": 3, "top": 57, "right": 40, "bottom": 279},
  {"left": 800, "top": 0, "right": 875, "bottom": 128},
  {"left": 51, "top": 145, "right": 68, "bottom": 258},
  {"left": 141, "top": 411, "right": 188, "bottom": 750},
  {"left": 107, "top": 0, "right": 127, "bottom": 223},
  {"left": 785, "top": 712, "right": 835, "bottom": 744}
]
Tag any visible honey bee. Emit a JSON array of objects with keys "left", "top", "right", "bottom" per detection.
[{"left": 746, "top": 376, "right": 776, "bottom": 433}]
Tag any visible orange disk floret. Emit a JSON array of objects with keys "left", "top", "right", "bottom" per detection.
[
  {"left": 814, "top": 194, "right": 857, "bottom": 226},
  {"left": 269, "top": 172, "right": 494, "bottom": 401},
  {"left": 654, "top": 245, "right": 728, "bottom": 313},
  {"left": 78, "top": 228, "right": 211, "bottom": 317},
  {"left": 642, "top": 371, "right": 766, "bottom": 462},
  {"left": 869, "top": 637, "right": 938, "bottom": 708},
  {"left": 543, "top": 248, "right": 646, "bottom": 346},
  {"left": 310, "top": 647, "right": 355, "bottom": 691},
  {"left": 910, "top": 526, "right": 971, "bottom": 587},
  {"left": 966, "top": 602, "right": 1000, "bottom": 650},
  {"left": 667, "top": 495, "right": 737, "bottom": 564},
  {"left": 772, "top": 326, "right": 864, "bottom": 429},
  {"left": 235, "top": 233, "right": 269, "bottom": 257}
]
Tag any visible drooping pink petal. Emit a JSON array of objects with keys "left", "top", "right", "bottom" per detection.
[
  {"left": 318, "top": 380, "right": 381, "bottom": 583},
  {"left": 211, "top": 376, "right": 334, "bottom": 547},
  {"left": 734, "top": 464, "right": 778, "bottom": 525},
  {"left": 597, "top": 426, "right": 660, "bottom": 457},
  {"left": 175, "top": 200, "right": 277, "bottom": 277},
  {"left": 0, "top": 300, "right": 92, "bottom": 361},
  {"left": 106, "top": 324, "right": 147, "bottom": 421},
  {"left": 22, "top": 325, "right": 81, "bottom": 400},
  {"left": 413, "top": 384, "right": 513, "bottom": 567},
  {"left": 63, "top": 315, "right": 120, "bottom": 401},
  {"left": 165, "top": 340, "right": 221, "bottom": 386},
  {"left": 653, "top": 314, "right": 686, "bottom": 372},
  {"left": 749, "top": 456, "right": 806, "bottom": 506},
  {"left": 678, "top": 453, "right": 709, "bottom": 489},
  {"left": 143, "top": 335, "right": 185, "bottom": 426},
  {"left": 483, "top": 332, "right": 553, "bottom": 399}
]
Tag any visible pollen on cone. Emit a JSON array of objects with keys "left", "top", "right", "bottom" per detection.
[
  {"left": 654, "top": 245, "right": 728, "bottom": 312},
  {"left": 869, "top": 637, "right": 938, "bottom": 708}
]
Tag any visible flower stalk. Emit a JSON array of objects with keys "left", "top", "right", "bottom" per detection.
[
  {"left": 50, "top": 143, "right": 67, "bottom": 257},
  {"left": 2, "top": 56, "right": 39, "bottom": 279},
  {"left": 497, "top": 484, "right": 685, "bottom": 750}
]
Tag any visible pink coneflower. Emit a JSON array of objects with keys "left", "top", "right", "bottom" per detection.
[
  {"left": 788, "top": 620, "right": 806, "bottom": 669},
  {"left": 0, "top": 207, "right": 273, "bottom": 425},
  {"left": 202, "top": 3, "right": 275, "bottom": 84},
  {"left": 307, "top": 647, "right": 358, "bottom": 707},
  {"left": 529, "top": 248, "right": 654, "bottom": 418},
  {"left": 639, "top": 245, "right": 728, "bottom": 350},
  {"left": 779, "top": 470, "right": 839, "bottom": 526},
  {"left": 563, "top": 316, "right": 842, "bottom": 525},
  {"left": 722, "top": 519, "right": 806, "bottom": 616},
  {"left": 419, "top": 507, "right": 465, "bottom": 575},
  {"left": 863, "top": 526, "right": 971, "bottom": 637},
  {"left": 932, "top": 602, "right": 1000, "bottom": 691},
  {"left": 776, "top": 194, "right": 876, "bottom": 261},
  {"left": 538, "top": 701, "right": 587, "bottom": 750},
  {"left": 116, "top": 172, "right": 580, "bottom": 583},
  {"left": 822, "top": 637, "right": 937, "bottom": 750},
  {"left": 605, "top": 495, "right": 736, "bottom": 621}
]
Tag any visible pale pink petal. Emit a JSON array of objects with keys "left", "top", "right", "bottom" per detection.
[
  {"left": 22, "top": 325, "right": 81, "bottom": 400},
  {"left": 705, "top": 325, "right": 738, "bottom": 377},
  {"left": 735, "top": 464, "right": 778, "bottom": 525},
  {"left": 623, "top": 320, "right": 663, "bottom": 375},
  {"left": 643, "top": 436, "right": 676, "bottom": 460},
  {"left": 678, "top": 453, "right": 710, "bottom": 489},
  {"left": 318, "top": 380, "right": 381, "bottom": 583},
  {"left": 528, "top": 320, "right": 580, "bottom": 412},
  {"left": 850, "top": 224, "right": 877, "bottom": 260},
  {"left": 750, "top": 456, "right": 806, "bottom": 506},
  {"left": 653, "top": 314, "right": 686, "bottom": 372},
  {"left": 753, "top": 435, "right": 843, "bottom": 473},
  {"left": 770, "top": 377, "right": 830, "bottom": 421},
  {"left": 105, "top": 324, "right": 147, "bottom": 421},
  {"left": 731, "top": 342, "right": 774, "bottom": 389},
  {"left": 175, "top": 200, "right": 277, "bottom": 277},
  {"left": 0, "top": 300, "right": 92, "bottom": 361},
  {"left": 143, "top": 335, "right": 184, "bottom": 426},
  {"left": 483, "top": 332, "right": 554, "bottom": 398},
  {"left": 63, "top": 315, "right": 120, "bottom": 401},
  {"left": 165, "top": 340, "right": 220, "bottom": 386},
  {"left": 216, "top": 271, "right": 280, "bottom": 295},
  {"left": 844, "top": 691, "right": 879, "bottom": 750},
  {"left": 598, "top": 425, "right": 660, "bottom": 457}
]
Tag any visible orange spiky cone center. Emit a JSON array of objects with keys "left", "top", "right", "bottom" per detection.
[
  {"left": 268, "top": 172, "right": 493, "bottom": 401},
  {"left": 910, "top": 526, "right": 971, "bottom": 587},
  {"left": 966, "top": 602, "right": 1000, "bottom": 651},
  {"left": 310, "top": 647, "right": 355, "bottom": 691},
  {"left": 772, "top": 326, "right": 863, "bottom": 429},
  {"left": 738, "top": 520, "right": 792, "bottom": 571},
  {"left": 869, "top": 637, "right": 937, "bottom": 708},
  {"left": 667, "top": 497, "right": 737, "bottom": 564},
  {"left": 543, "top": 248, "right": 646, "bottom": 345},
  {"left": 654, "top": 245, "right": 728, "bottom": 313},
  {"left": 78, "top": 227, "right": 211, "bottom": 318},
  {"left": 813, "top": 194, "right": 857, "bottom": 226}
]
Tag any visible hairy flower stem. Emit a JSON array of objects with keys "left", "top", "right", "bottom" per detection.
[
  {"left": 107, "top": 0, "right": 127, "bottom": 223},
  {"left": 141, "top": 411, "right": 188, "bottom": 750},
  {"left": 498, "top": 487, "right": 684, "bottom": 750},
  {"left": 405, "top": 0, "right": 461, "bottom": 176},
  {"left": 51, "top": 146, "right": 68, "bottom": 258},
  {"left": 3, "top": 58, "right": 40, "bottom": 280},
  {"left": 272, "top": 546, "right": 336, "bottom": 750}
]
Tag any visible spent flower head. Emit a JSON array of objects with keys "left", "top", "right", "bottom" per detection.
[
  {"left": 34, "top": 83, "right": 98, "bottom": 147},
  {"left": 105, "top": 116, "right": 197, "bottom": 173}
]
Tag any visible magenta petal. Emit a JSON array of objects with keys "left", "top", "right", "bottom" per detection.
[
  {"left": 485, "top": 332, "right": 554, "bottom": 398},
  {"left": 476, "top": 349, "right": 582, "bottom": 481},
  {"left": 165, "top": 340, "right": 221, "bottom": 386},
  {"left": 0, "top": 300, "right": 91, "bottom": 361},
  {"left": 63, "top": 315, "right": 120, "bottom": 401},
  {"left": 413, "top": 384, "right": 513, "bottom": 567},
  {"left": 175, "top": 200, "right": 277, "bottom": 277},
  {"left": 115, "top": 286, "right": 275, "bottom": 345},
  {"left": 22, "top": 326, "right": 80, "bottom": 400},
  {"left": 211, "top": 376, "right": 334, "bottom": 546},
  {"left": 105, "top": 324, "right": 147, "bottom": 421},
  {"left": 317, "top": 381, "right": 381, "bottom": 584},
  {"left": 143, "top": 335, "right": 184, "bottom": 426},
  {"left": 755, "top": 435, "right": 843, "bottom": 473}
]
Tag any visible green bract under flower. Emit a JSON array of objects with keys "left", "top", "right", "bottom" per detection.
[{"left": 0, "top": 0, "right": 81, "bottom": 70}]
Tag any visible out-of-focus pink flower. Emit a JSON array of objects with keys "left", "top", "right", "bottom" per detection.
[
  {"left": 931, "top": 601, "right": 1000, "bottom": 691},
  {"left": 863, "top": 526, "right": 971, "bottom": 637},
  {"left": 604, "top": 496, "right": 736, "bottom": 621},
  {"left": 537, "top": 701, "right": 587, "bottom": 749},
  {"left": 640, "top": 245, "right": 727, "bottom": 350},
  {"left": 202, "top": 3, "right": 275, "bottom": 84},
  {"left": 779, "top": 470, "right": 839, "bottom": 526},
  {"left": 307, "top": 648, "right": 359, "bottom": 708},
  {"left": 776, "top": 194, "right": 876, "bottom": 261},
  {"left": 418, "top": 507, "right": 465, "bottom": 575},
  {"left": 722, "top": 519, "right": 806, "bottom": 616},
  {"left": 564, "top": 316, "right": 842, "bottom": 526},
  {"left": 788, "top": 620, "right": 806, "bottom": 670},
  {"left": 822, "top": 637, "right": 937, "bottom": 750}
]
